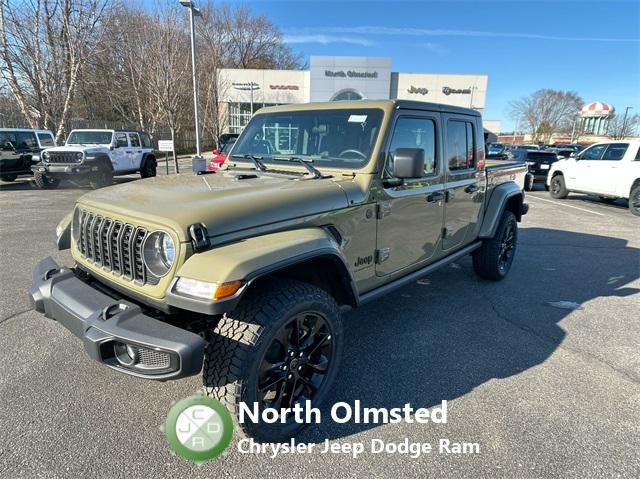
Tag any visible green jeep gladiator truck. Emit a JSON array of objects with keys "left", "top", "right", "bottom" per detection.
[{"left": 30, "top": 100, "right": 528, "bottom": 441}]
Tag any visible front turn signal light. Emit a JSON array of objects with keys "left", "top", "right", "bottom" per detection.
[{"left": 174, "top": 277, "right": 243, "bottom": 300}]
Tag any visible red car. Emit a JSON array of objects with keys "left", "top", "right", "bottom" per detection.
[{"left": 207, "top": 139, "right": 235, "bottom": 171}]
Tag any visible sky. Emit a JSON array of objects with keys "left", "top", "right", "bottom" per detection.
[{"left": 233, "top": 0, "right": 640, "bottom": 130}]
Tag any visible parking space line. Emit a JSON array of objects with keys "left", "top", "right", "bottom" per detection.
[{"left": 527, "top": 195, "right": 605, "bottom": 216}]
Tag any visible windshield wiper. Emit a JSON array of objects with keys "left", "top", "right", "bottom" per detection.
[
  {"left": 231, "top": 154, "right": 268, "bottom": 172},
  {"left": 271, "top": 156, "right": 324, "bottom": 179}
]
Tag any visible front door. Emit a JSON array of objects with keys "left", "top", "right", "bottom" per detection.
[
  {"left": 375, "top": 113, "right": 446, "bottom": 276},
  {"left": 442, "top": 115, "right": 483, "bottom": 251},
  {"left": 570, "top": 143, "right": 606, "bottom": 191},
  {"left": 111, "top": 132, "right": 130, "bottom": 171},
  {"left": 588, "top": 143, "right": 628, "bottom": 195}
]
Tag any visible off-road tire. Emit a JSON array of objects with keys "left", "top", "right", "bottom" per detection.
[
  {"left": 524, "top": 174, "right": 534, "bottom": 191},
  {"left": 473, "top": 210, "right": 518, "bottom": 281},
  {"left": 140, "top": 158, "right": 156, "bottom": 178},
  {"left": 33, "top": 171, "right": 60, "bottom": 189},
  {"left": 630, "top": 184, "right": 640, "bottom": 217},
  {"left": 203, "top": 279, "right": 343, "bottom": 442},
  {"left": 549, "top": 174, "right": 568, "bottom": 199},
  {"left": 0, "top": 174, "right": 17, "bottom": 182},
  {"left": 89, "top": 164, "right": 113, "bottom": 189}
]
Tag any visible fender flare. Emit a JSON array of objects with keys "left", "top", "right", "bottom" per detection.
[
  {"left": 141, "top": 152, "right": 156, "bottom": 167},
  {"left": 166, "top": 228, "right": 357, "bottom": 315},
  {"left": 479, "top": 183, "right": 524, "bottom": 238},
  {"left": 86, "top": 153, "right": 113, "bottom": 171}
]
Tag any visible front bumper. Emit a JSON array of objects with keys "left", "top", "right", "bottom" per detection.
[
  {"left": 29, "top": 257, "right": 205, "bottom": 380},
  {"left": 32, "top": 163, "right": 97, "bottom": 175}
]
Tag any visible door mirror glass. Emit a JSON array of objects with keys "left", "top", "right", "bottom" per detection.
[{"left": 392, "top": 148, "right": 425, "bottom": 179}]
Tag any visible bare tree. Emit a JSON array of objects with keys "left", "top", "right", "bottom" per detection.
[
  {"left": 607, "top": 112, "right": 640, "bottom": 140},
  {"left": 510, "top": 89, "right": 583, "bottom": 144},
  {"left": 0, "top": 0, "right": 113, "bottom": 141}
]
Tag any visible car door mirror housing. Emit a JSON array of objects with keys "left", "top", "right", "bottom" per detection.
[{"left": 392, "top": 148, "right": 424, "bottom": 179}]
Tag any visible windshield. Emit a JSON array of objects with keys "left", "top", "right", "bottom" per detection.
[
  {"left": 66, "top": 131, "right": 113, "bottom": 145},
  {"left": 232, "top": 108, "right": 384, "bottom": 169}
]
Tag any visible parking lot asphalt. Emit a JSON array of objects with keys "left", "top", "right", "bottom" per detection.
[{"left": 0, "top": 175, "right": 638, "bottom": 478}]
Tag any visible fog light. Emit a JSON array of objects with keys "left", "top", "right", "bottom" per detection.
[{"left": 114, "top": 342, "right": 139, "bottom": 367}]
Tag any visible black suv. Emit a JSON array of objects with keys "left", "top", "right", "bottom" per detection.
[
  {"left": 516, "top": 150, "right": 559, "bottom": 190},
  {"left": 0, "top": 129, "right": 55, "bottom": 182}
]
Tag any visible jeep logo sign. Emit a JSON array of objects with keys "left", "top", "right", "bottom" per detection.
[
  {"left": 407, "top": 86, "right": 429, "bottom": 95},
  {"left": 354, "top": 255, "right": 373, "bottom": 267}
]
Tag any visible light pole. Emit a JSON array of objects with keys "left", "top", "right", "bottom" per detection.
[
  {"left": 179, "top": 0, "right": 202, "bottom": 159},
  {"left": 620, "top": 106, "right": 633, "bottom": 139}
]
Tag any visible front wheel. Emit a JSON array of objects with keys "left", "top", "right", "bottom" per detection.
[
  {"left": 630, "top": 184, "right": 640, "bottom": 217},
  {"left": 1, "top": 174, "right": 17, "bottom": 182},
  {"left": 549, "top": 174, "right": 568, "bottom": 199},
  {"left": 203, "top": 279, "right": 343, "bottom": 442},
  {"left": 89, "top": 164, "right": 113, "bottom": 189},
  {"left": 473, "top": 210, "right": 518, "bottom": 281},
  {"left": 33, "top": 171, "right": 60, "bottom": 189}
]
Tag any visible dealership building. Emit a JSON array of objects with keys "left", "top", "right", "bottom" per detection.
[{"left": 218, "top": 56, "right": 496, "bottom": 135}]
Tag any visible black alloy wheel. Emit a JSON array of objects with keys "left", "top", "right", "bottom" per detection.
[
  {"left": 630, "top": 185, "right": 640, "bottom": 217},
  {"left": 257, "top": 312, "right": 334, "bottom": 412},
  {"left": 497, "top": 220, "right": 516, "bottom": 275}
]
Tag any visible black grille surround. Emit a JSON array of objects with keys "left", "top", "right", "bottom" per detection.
[
  {"left": 77, "top": 210, "right": 160, "bottom": 286},
  {"left": 46, "top": 151, "right": 83, "bottom": 164}
]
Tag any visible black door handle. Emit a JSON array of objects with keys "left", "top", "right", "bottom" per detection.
[
  {"left": 426, "top": 192, "right": 445, "bottom": 203},
  {"left": 464, "top": 184, "right": 479, "bottom": 194}
]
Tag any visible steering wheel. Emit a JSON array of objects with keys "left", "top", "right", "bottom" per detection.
[{"left": 338, "top": 149, "right": 367, "bottom": 160}]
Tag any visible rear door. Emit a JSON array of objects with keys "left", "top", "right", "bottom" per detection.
[
  {"left": 375, "top": 112, "right": 446, "bottom": 276},
  {"left": 442, "top": 115, "right": 483, "bottom": 251},
  {"left": 127, "top": 132, "right": 143, "bottom": 169}
]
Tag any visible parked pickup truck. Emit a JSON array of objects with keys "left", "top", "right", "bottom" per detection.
[
  {"left": 32, "top": 129, "right": 156, "bottom": 189},
  {"left": 547, "top": 140, "right": 640, "bottom": 215},
  {"left": 30, "top": 100, "right": 528, "bottom": 441}
]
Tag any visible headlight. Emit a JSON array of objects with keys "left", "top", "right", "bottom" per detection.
[
  {"left": 174, "top": 278, "right": 242, "bottom": 300},
  {"left": 71, "top": 208, "right": 81, "bottom": 243},
  {"left": 75, "top": 152, "right": 83, "bottom": 160},
  {"left": 42, "top": 151, "right": 50, "bottom": 161},
  {"left": 142, "top": 231, "right": 175, "bottom": 277}
]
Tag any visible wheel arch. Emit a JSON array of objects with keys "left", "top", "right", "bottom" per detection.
[{"left": 479, "top": 183, "right": 524, "bottom": 239}]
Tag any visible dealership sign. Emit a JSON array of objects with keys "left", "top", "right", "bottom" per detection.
[
  {"left": 442, "top": 86, "right": 472, "bottom": 95},
  {"left": 232, "top": 82, "right": 260, "bottom": 91},
  {"left": 407, "top": 86, "right": 429, "bottom": 95},
  {"left": 325, "top": 70, "right": 378, "bottom": 79}
]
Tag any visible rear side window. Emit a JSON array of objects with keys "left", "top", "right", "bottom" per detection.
[
  {"left": 37, "top": 133, "right": 55, "bottom": 147},
  {"left": 15, "top": 131, "right": 38, "bottom": 149},
  {"left": 447, "top": 120, "right": 475, "bottom": 171},
  {"left": 387, "top": 117, "right": 437, "bottom": 176},
  {"left": 602, "top": 144, "right": 628, "bottom": 161},
  {"left": 0, "top": 131, "right": 16, "bottom": 149},
  {"left": 139, "top": 132, "right": 152, "bottom": 148},
  {"left": 129, "top": 133, "right": 140, "bottom": 147}
]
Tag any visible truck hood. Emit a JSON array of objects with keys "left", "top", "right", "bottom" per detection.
[
  {"left": 44, "top": 145, "right": 110, "bottom": 154},
  {"left": 78, "top": 171, "right": 351, "bottom": 241}
]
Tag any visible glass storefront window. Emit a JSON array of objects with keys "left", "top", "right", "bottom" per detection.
[{"left": 228, "top": 103, "right": 280, "bottom": 134}]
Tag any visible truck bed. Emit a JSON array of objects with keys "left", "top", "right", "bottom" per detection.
[{"left": 485, "top": 159, "right": 528, "bottom": 191}]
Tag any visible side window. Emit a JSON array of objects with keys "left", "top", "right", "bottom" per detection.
[
  {"left": 447, "top": 120, "right": 476, "bottom": 171},
  {"left": 0, "top": 131, "right": 16, "bottom": 150},
  {"left": 129, "top": 133, "right": 140, "bottom": 148},
  {"left": 636, "top": 146, "right": 640, "bottom": 161},
  {"left": 580, "top": 144, "right": 606, "bottom": 160},
  {"left": 37, "top": 133, "right": 55, "bottom": 147},
  {"left": 115, "top": 133, "right": 128, "bottom": 148},
  {"left": 386, "top": 117, "right": 437, "bottom": 177},
  {"left": 15, "top": 131, "right": 38, "bottom": 149},
  {"left": 139, "top": 132, "right": 151, "bottom": 148},
  {"left": 601, "top": 144, "right": 628, "bottom": 161}
]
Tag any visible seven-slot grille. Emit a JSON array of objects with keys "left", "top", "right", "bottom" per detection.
[
  {"left": 77, "top": 210, "right": 159, "bottom": 285},
  {"left": 46, "top": 152, "right": 82, "bottom": 164}
]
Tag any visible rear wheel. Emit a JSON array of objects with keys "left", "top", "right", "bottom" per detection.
[
  {"left": 630, "top": 184, "right": 640, "bottom": 217},
  {"left": 549, "top": 174, "right": 568, "bottom": 199},
  {"left": 33, "top": 171, "right": 60, "bottom": 189},
  {"left": 140, "top": 158, "right": 156, "bottom": 178},
  {"left": 473, "top": 210, "right": 518, "bottom": 281},
  {"left": 203, "top": 279, "right": 343, "bottom": 442},
  {"left": 0, "top": 174, "right": 17, "bottom": 182},
  {"left": 89, "top": 164, "right": 113, "bottom": 189}
]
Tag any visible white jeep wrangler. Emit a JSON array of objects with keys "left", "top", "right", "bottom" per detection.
[{"left": 32, "top": 129, "right": 156, "bottom": 189}]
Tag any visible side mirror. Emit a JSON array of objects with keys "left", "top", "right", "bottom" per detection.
[
  {"left": 392, "top": 148, "right": 425, "bottom": 179},
  {"left": 212, "top": 149, "right": 220, "bottom": 155},
  {"left": 570, "top": 152, "right": 577, "bottom": 159}
]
